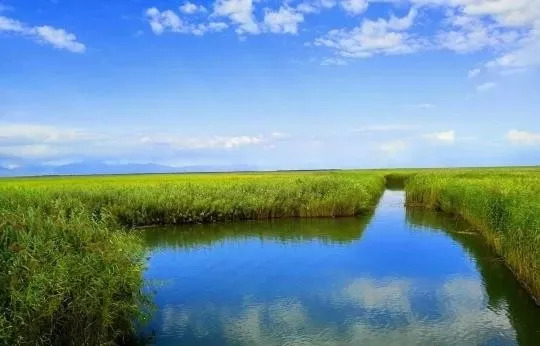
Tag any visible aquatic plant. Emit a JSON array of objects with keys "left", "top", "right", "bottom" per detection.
[
  {"left": 405, "top": 169, "right": 540, "bottom": 301},
  {"left": 0, "top": 171, "right": 385, "bottom": 345}
]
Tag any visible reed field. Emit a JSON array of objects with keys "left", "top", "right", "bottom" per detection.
[
  {"left": 404, "top": 168, "right": 540, "bottom": 302},
  {"left": 1, "top": 167, "right": 539, "bottom": 345},
  {"left": 0, "top": 171, "right": 385, "bottom": 345}
]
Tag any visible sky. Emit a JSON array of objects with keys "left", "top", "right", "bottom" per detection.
[{"left": 0, "top": 0, "right": 539, "bottom": 173}]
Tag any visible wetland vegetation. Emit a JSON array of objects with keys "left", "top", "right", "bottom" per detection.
[{"left": 0, "top": 167, "right": 538, "bottom": 345}]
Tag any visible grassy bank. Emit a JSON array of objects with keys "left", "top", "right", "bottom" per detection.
[
  {"left": 405, "top": 168, "right": 540, "bottom": 302},
  {"left": 2, "top": 167, "right": 538, "bottom": 344},
  {"left": 0, "top": 171, "right": 385, "bottom": 345}
]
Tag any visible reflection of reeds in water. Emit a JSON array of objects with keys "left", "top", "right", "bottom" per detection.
[
  {"left": 405, "top": 170, "right": 540, "bottom": 303},
  {"left": 0, "top": 171, "right": 384, "bottom": 345},
  {"left": 406, "top": 207, "right": 540, "bottom": 346},
  {"left": 141, "top": 214, "right": 375, "bottom": 250}
]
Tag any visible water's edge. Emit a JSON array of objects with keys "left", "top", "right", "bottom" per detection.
[{"left": 138, "top": 189, "right": 540, "bottom": 345}]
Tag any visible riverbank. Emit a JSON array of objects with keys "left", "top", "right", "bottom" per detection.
[
  {"left": 404, "top": 169, "right": 540, "bottom": 303},
  {"left": 1, "top": 167, "right": 538, "bottom": 344},
  {"left": 0, "top": 171, "right": 385, "bottom": 345}
]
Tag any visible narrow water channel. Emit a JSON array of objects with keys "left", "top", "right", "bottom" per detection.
[{"left": 139, "top": 190, "right": 540, "bottom": 345}]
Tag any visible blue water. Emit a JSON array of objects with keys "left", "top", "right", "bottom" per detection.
[{"left": 139, "top": 190, "right": 540, "bottom": 345}]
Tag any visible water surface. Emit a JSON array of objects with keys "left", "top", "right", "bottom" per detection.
[{"left": 140, "top": 190, "right": 540, "bottom": 345}]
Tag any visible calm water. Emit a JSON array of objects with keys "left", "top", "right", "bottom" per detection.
[{"left": 140, "top": 190, "right": 540, "bottom": 345}]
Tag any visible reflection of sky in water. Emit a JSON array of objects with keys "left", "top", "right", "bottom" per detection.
[
  {"left": 141, "top": 191, "right": 537, "bottom": 345},
  {"left": 152, "top": 277, "right": 515, "bottom": 346}
]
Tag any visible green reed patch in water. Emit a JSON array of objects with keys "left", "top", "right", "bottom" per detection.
[
  {"left": 0, "top": 171, "right": 385, "bottom": 345},
  {"left": 2, "top": 167, "right": 538, "bottom": 344},
  {"left": 405, "top": 169, "right": 540, "bottom": 302}
]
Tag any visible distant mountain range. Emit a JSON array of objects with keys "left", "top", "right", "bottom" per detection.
[{"left": 0, "top": 162, "right": 259, "bottom": 177}]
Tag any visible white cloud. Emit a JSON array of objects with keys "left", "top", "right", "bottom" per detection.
[
  {"left": 454, "top": 0, "right": 540, "bottom": 27},
  {"left": 407, "top": 1, "right": 540, "bottom": 71},
  {"left": 423, "top": 130, "right": 455, "bottom": 142},
  {"left": 486, "top": 23, "right": 540, "bottom": 69},
  {"left": 476, "top": 81, "right": 496, "bottom": 92},
  {"left": 0, "top": 122, "right": 289, "bottom": 164},
  {"left": 408, "top": 1, "right": 540, "bottom": 27},
  {"left": 180, "top": 2, "right": 207, "bottom": 14},
  {"left": 314, "top": 8, "right": 421, "bottom": 58},
  {"left": 145, "top": 7, "right": 227, "bottom": 36},
  {"left": 0, "top": 145, "right": 61, "bottom": 159},
  {"left": 214, "top": 0, "right": 260, "bottom": 34},
  {"left": 296, "top": 3, "right": 319, "bottom": 14},
  {"left": 505, "top": 129, "right": 540, "bottom": 145},
  {"left": 340, "top": 0, "right": 369, "bottom": 16},
  {"left": 34, "top": 26, "right": 86, "bottom": 53},
  {"left": 296, "top": 0, "right": 338, "bottom": 13},
  {"left": 146, "top": 7, "right": 183, "bottom": 34},
  {"left": 467, "top": 68, "right": 481, "bottom": 78},
  {"left": 138, "top": 0, "right": 540, "bottom": 70},
  {"left": 140, "top": 134, "right": 264, "bottom": 149},
  {"left": 0, "top": 15, "right": 24, "bottom": 32},
  {"left": 0, "top": 15, "right": 85, "bottom": 53},
  {"left": 264, "top": 7, "right": 304, "bottom": 34},
  {"left": 0, "top": 123, "right": 93, "bottom": 145},
  {"left": 437, "top": 11, "right": 522, "bottom": 53}
]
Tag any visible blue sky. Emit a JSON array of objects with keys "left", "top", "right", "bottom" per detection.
[{"left": 0, "top": 0, "right": 539, "bottom": 172}]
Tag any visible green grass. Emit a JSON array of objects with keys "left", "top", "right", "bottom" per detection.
[
  {"left": 405, "top": 168, "right": 540, "bottom": 302},
  {"left": 1, "top": 167, "right": 539, "bottom": 344},
  {"left": 0, "top": 171, "right": 385, "bottom": 345}
]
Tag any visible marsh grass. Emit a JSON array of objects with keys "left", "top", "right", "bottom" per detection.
[
  {"left": 405, "top": 169, "right": 540, "bottom": 302},
  {"left": 0, "top": 171, "right": 385, "bottom": 345},
  {"left": 2, "top": 167, "right": 539, "bottom": 344}
]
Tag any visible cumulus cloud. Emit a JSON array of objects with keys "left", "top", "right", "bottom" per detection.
[
  {"left": 486, "top": 23, "right": 540, "bottom": 70},
  {"left": 138, "top": 0, "right": 540, "bottom": 70},
  {"left": 34, "top": 26, "right": 86, "bottom": 52},
  {"left": 311, "top": 1, "right": 539, "bottom": 66},
  {"left": 413, "top": 0, "right": 540, "bottom": 70},
  {"left": 446, "top": 0, "right": 540, "bottom": 27},
  {"left": 145, "top": 7, "right": 183, "bottom": 34},
  {"left": 505, "top": 129, "right": 540, "bottom": 145},
  {"left": 214, "top": 0, "right": 260, "bottom": 34},
  {"left": 0, "top": 15, "right": 85, "bottom": 52},
  {"left": 314, "top": 8, "right": 421, "bottom": 58},
  {"left": 340, "top": 0, "right": 369, "bottom": 16},
  {"left": 179, "top": 2, "right": 207, "bottom": 15},
  {"left": 437, "top": 11, "right": 522, "bottom": 53},
  {"left": 145, "top": 7, "right": 227, "bottom": 35},
  {"left": 263, "top": 7, "right": 304, "bottom": 34},
  {"left": 0, "top": 15, "right": 24, "bottom": 32}
]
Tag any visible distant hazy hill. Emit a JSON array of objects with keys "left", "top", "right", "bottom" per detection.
[{"left": 0, "top": 162, "right": 259, "bottom": 177}]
